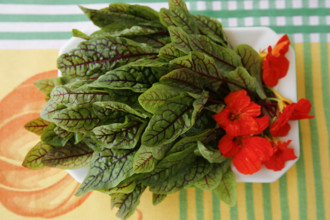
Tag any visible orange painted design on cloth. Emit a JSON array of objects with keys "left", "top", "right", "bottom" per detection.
[{"left": 0, "top": 70, "right": 91, "bottom": 218}]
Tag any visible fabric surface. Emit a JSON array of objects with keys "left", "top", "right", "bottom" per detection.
[{"left": 0, "top": 0, "right": 329, "bottom": 220}]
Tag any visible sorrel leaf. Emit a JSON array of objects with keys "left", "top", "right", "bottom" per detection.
[
  {"left": 24, "top": 117, "right": 51, "bottom": 136},
  {"left": 197, "top": 141, "right": 226, "bottom": 163},
  {"left": 57, "top": 36, "right": 158, "bottom": 79},
  {"left": 111, "top": 184, "right": 147, "bottom": 219},
  {"left": 41, "top": 123, "right": 72, "bottom": 147},
  {"left": 42, "top": 142, "right": 93, "bottom": 169},
  {"left": 100, "top": 180, "right": 136, "bottom": 195},
  {"left": 53, "top": 104, "right": 101, "bottom": 132},
  {"left": 138, "top": 83, "right": 181, "bottom": 114},
  {"left": 40, "top": 100, "right": 66, "bottom": 122},
  {"left": 93, "top": 65, "right": 163, "bottom": 92},
  {"left": 50, "top": 85, "right": 112, "bottom": 106},
  {"left": 158, "top": 43, "right": 186, "bottom": 60},
  {"left": 93, "top": 101, "right": 148, "bottom": 119},
  {"left": 92, "top": 115, "right": 146, "bottom": 149},
  {"left": 76, "top": 148, "right": 135, "bottom": 196},
  {"left": 225, "top": 66, "right": 257, "bottom": 93},
  {"left": 133, "top": 145, "right": 156, "bottom": 173},
  {"left": 235, "top": 44, "right": 266, "bottom": 99},
  {"left": 193, "top": 14, "right": 229, "bottom": 47},
  {"left": 141, "top": 92, "right": 206, "bottom": 147},
  {"left": 34, "top": 77, "right": 63, "bottom": 98},
  {"left": 152, "top": 193, "right": 167, "bottom": 205},
  {"left": 22, "top": 141, "right": 55, "bottom": 169},
  {"left": 214, "top": 167, "right": 237, "bottom": 206}
]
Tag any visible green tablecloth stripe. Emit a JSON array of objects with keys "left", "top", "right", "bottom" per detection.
[
  {"left": 262, "top": 184, "right": 272, "bottom": 220},
  {"left": 303, "top": 34, "right": 325, "bottom": 220},
  {"left": 0, "top": 0, "right": 168, "bottom": 4},
  {"left": 212, "top": 191, "right": 220, "bottom": 220},
  {"left": 279, "top": 175, "right": 290, "bottom": 220},
  {"left": 195, "top": 188, "right": 204, "bottom": 220},
  {"left": 179, "top": 190, "right": 188, "bottom": 220},
  {"left": 230, "top": 203, "right": 238, "bottom": 220},
  {"left": 319, "top": 38, "right": 330, "bottom": 155},
  {"left": 0, "top": 25, "right": 327, "bottom": 41},
  {"left": 245, "top": 183, "right": 255, "bottom": 220}
]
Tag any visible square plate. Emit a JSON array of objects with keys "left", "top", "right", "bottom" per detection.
[{"left": 63, "top": 26, "right": 299, "bottom": 183}]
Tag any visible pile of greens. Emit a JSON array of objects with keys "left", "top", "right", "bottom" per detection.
[{"left": 23, "top": 0, "right": 266, "bottom": 218}]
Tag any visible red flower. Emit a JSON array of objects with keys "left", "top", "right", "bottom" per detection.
[
  {"left": 213, "top": 90, "right": 269, "bottom": 137},
  {"left": 270, "top": 99, "right": 314, "bottom": 137},
  {"left": 262, "top": 34, "right": 290, "bottom": 87},
  {"left": 218, "top": 135, "right": 273, "bottom": 174},
  {"left": 264, "top": 140, "right": 297, "bottom": 171}
]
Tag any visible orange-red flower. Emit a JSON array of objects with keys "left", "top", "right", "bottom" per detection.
[
  {"left": 264, "top": 140, "right": 297, "bottom": 171},
  {"left": 218, "top": 135, "right": 273, "bottom": 174},
  {"left": 213, "top": 90, "right": 269, "bottom": 137},
  {"left": 262, "top": 34, "right": 290, "bottom": 87},
  {"left": 270, "top": 98, "right": 314, "bottom": 137}
]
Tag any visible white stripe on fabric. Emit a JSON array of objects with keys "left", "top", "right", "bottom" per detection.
[
  {"left": 0, "top": 40, "right": 67, "bottom": 49},
  {"left": 292, "top": 0, "right": 303, "bottom": 8},
  {"left": 309, "top": 0, "right": 318, "bottom": 8},
  {"left": 0, "top": 22, "right": 93, "bottom": 32},
  {"left": 0, "top": 2, "right": 169, "bottom": 15},
  {"left": 276, "top": 0, "right": 285, "bottom": 9},
  {"left": 228, "top": 1, "right": 237, "bottom": 10},
  {"left": 244, "top": 1, "right": 253, "bottom": 10},
  {"left": 310, "top": 33, "right": 320, "bottom": 42},
  {"left": 293, "top": 16, "right": 303, "bottom": 25},
  {"left": 293, "top": 33, "right": 303, "bottom": 43},
  {"left": 196, "top": 1, "right": 206, "bottom": 11},
  {"left": 276, "top": 17, "right": 286, "bottom": 26},
  {"left": 212, "top": 1, "right": 221, "bottom": 10},
  {"left": 309, "top": 16, "right": 319, "bottom": 25},
  {"left": 259, "top": 0, "right": 269, "bottom": 10}
]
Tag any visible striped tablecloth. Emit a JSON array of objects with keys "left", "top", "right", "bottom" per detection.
[{"left": 0, "top": 1, "right": 328, "bottom": 220}]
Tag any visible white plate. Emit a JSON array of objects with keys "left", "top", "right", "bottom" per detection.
[{"left": 61, "top": 26, "right": 299, "bottom": 183}]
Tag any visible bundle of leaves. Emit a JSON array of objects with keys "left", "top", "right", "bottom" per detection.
[{"left": 23, "top": 0, "right": 313, "bottom": 219}]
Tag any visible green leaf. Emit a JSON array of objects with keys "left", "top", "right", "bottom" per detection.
[
  {"left": 24, "top": 117, "right": 51, "bottom": 135},
  {"left": 160, "top": 7, "right": 198, "bottom": 34},
  {"left": 93, "top": 101, "right": 148, "bottom": 119},
  {"left": 42, "top": 142, "right": 93, "bottom": 169},
  {"left": 79, "top": 6, "right": 147, "bottom": 28},
  {"left": 205, "top": 104, "right": 225, "bottom": 113},
  {"left": 170, "top": 51, "right": 221, "bottom": 80},
  {"left": 197, "top": 141, "right": 226, "bottom": 163},
  {"left": 158, "top": 43, "right": 186, "bottom": 60},
  {"left": 100, "top": 180, "right": 136, "bottom": 195},
  {"left": 235, "top": 44, "right": 266, "bottom": 99},
  {"left": 141, "top": 92, "right": 206, "bottom": 147},
  {"left": 127, "top": 34, "right": 170, "bottom": 49},
  {"left": 160, "top": 68, "right": 213, "bottom": 93},
  {"left": 188, "top": 34, "right": 241, "bottom": 72},
  {"left": 225, "top": 66, "right": 257, "bottom": 93},
  {"left": 41, "top": 123, "right": 72, "bottom": 147},
  {"left": 193, "top": 15, "right": 229, "bottom": 47},
  {"left": 127, "top": 5, "right": 160, "bottom": 21},
  {"left": 145, "top": 143, "right": 173, "bottom": 160},
  {"left": 214, "top": 168, "right": 237, "bottom": 206},
  {"left": 40, "top": 100, "right": 66, "bottom": 122},
  {"left": 168, "top": 26, "right": 193, "bottom": 54},
  {"left": 57, "top": 36, "right": 158, "bottom": 79},
  {"left": 147, "top": 157, "right": 212, "bottom": 194},
  {"left": 72, "top": 29, "right": 90, "bottom": 40},
  {"left": 194, "top": 161, "right": 229, "bottom": 190},
  {"left": 133, "top": 145, "right": 156, "bottom": 173},
  {"left": 138, "top": 83, "right": 181, "bottom": 114},
  {"left": 152, "top": 193, "right": 167, "bottom": 205},
  {"left": 169, "top": 129, "right": 214, "bottom": 154},
  {"left": 34, "top": 77, "right": 63, "bottom": 98},
  {"left": 53, "top": 104, "right": 101, "bottom": 132},
  {"left": 76, "top": 148, "right": 136, "bottom": 196},
  {"left": 22, "top": 141, "right": 55, "bottom": 169},
  {"left": 51, "top": 85, "right": 112, "bottom": 106},
  {"left": 92, "top": 115, "right": 146, "bottom": 149},
  {"left": 93, "top": 65, "right": 163, "bottom": 93},
  {"left": 111, "top": 184, "right": 146, "bottom": 219},
  {"left": 168, "top": 0, "right": 189, "bottom": 11},
  {"left": 54, "top": 126, "right": 74, "bottom": 140}
]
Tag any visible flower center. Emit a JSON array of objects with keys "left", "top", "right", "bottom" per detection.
[{"left": 229, "top": 113, "right": 240, "bottom": 121}]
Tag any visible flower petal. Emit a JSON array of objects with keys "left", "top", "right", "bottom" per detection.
[
  {"left": 218, "top": 135, "right": 241, "bottom": 157},
  {"left": 232, "top": 136, "right": 273, "bottom": 174},
  {"left": 290, "top": 98, "right": 314, "bottom": 120},
  {"left": 225, "top": 90, "right": 250, "bottom": 113}
]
